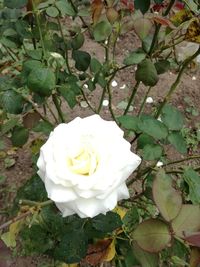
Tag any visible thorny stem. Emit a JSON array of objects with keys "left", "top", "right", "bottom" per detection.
[
  {"left": 46, "top": 102, "right": 59, "bottom": 124},
  {"left": 163, "top": 155, "right": 200, "bottom": 167},
  {"left": 123, "top": 81, "right": 140, "bottom": 115},
  {"left": 80, "top": 87, "right": 97, "bottom": 113},
  {"left": 57, "top": 17, "right": 71, "bottom": 74},
  {"left": 52, "top": 94, "right": 65, "bottom": 123},
  {"left": 19, "top": 199, "right": 53, "bottom": 207},
  {"left": 155, "top": 46, "right": 200, "bottom": 118},
  {"left": 31, "top": 0, "right": 46, "bottom": 60},
  {"left": 148, "top": 0, "right": 176, "bottom": 56},
  {"left": 137, "top": 86, "right": 152, "bottom": 116},
  {"left": 98, "top": 38, "right": 113, "bottom": 114},
  {"left": 107, "top": 76, "right": 118, "bottom": 123}
]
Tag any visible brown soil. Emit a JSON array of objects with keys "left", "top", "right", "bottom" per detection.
[{"left": 0, "top": 26, "right": 200, "bottom": 267}]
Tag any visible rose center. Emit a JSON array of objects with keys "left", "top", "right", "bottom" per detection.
[{"left": 67, "top": 147, "right": 98, "bottom": 176}]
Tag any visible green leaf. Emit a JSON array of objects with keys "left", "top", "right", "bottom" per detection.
[
  {"left": 54, "top": 230, "right": 88, "bottom": 263},
  {"left": 136, "top": 59, "right": 159, "bottom": 86},
  {"left": 71, "top": 32, "right": 84, "bottom": 50},
  {"left": 137, "top": 133, "right": 155, "bottom": 149},
  {"left": 172, "top": 205, "right": 200, "bottom": 238},
  {"left": 142, "top": 144, "right": 163, "bottom": 160},
  {"left": 132, "top": 242, "right": 159, "bottom": 267},
  {"left": 134, "top": 0, "right": 151, "bottom": 14},
  {"left": 27, "top": 68, "right": 56, "bottom": 96},
  {"left": 55, "top": 0, "right": 76, "bottom": 16},
  {"left": 123, "top": 207, "right": 140, "bottom": 236},
  {"left": 32, "top": 121, "right": 53, "bottom": 135},
  {"left": 132, "top": 219, "right": 172, "bottom": 253},
  {"left": 12, "top": 175, "right": 48, "bottom": 214},
  {"left": 138, "top": 115, "right": 168, "bottom": 140},
  {"left": 161, "top": 105, "right": 184, "bottom": 131},
  {"left": 93, "top": 20, "right": 112, "bottom": 42},
  {"left": 90, "top": 58, "right": 102, "bottom": 74},
  {"left": 155, "top": 60, "right": 170, "bottom": 75},
  {"left": 183, "top": 168, "right": 200, "bottom": 204},
  {"left": 0, "top": 90, "right": 24, "bottom": 114},
  {"left": 40, "top": 205, "right": 67, "bottom": 237},
  {"left": 20, "top": 224, "right": 54, "bottom": 255},
  {"left": 123, "top": 50, "right": 146, "bottom": 65},
  {"left": 11, "top": 126, "right": 29, "bottom": 147},
  {"left": 59, "top": 84, "right": 80, "bottom": 109},
  {"left": 72, "top": 50, "right": 91, "bottom": 72},
  {"left": 118, "top": 115, "right": 140, "bottom": 133},
  {"left": 168, "top": 132, "right": 187, "bottom": 154},
  {"left": 92, "top": 211, "right": 122, "bottom": 233},
  {"left": 26, "top": 49, "right": 42, "bottom": 60},
  {"left": 153, "top": 170, "right": 182, "bottom": 222},
  {"left": 46, "top": 6, "right": 59, "bottom": 17},
  {"left": 22, "top": 60, "right": 43, "bottom": 77},
  {"left": 4, "top": 0, "right": 27, "bottom": 8},
  {"left": 0, "top": 118, "right": 18, "bottom": 135}
]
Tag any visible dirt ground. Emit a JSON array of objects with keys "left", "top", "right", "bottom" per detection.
[{"left": 0, "top": 26, "right": 200, "bottom": 266}]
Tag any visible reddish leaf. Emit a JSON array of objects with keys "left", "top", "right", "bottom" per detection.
[
  {"left": 172, "top": 205, "right": 200, "bottom": 238},
  {"left": 82, "top": 239, "right": 112, "bottom": 266},
  {"left": 151, "top": 16, "right": 175, "bottom": 28},
  {"left": 120, "top": 0, "right": 134, "bottom": 11},
  {"left": 132, "top": 219, "right": 172, "bottom": 253},
  {"left": 184, "top": 233, "right": 200, "bottom": 247},
  {"left": 91, "top": 0, "right": 104, "bottom": 24}
]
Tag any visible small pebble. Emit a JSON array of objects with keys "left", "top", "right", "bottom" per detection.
[
  {"left": 192, "top": 76, "right": 196, "bottom": 81},
  {"left": 111, "top": 80, "right": 118, "bottom": 87},
  {"left": 83, "top": 84, "right": 88, "bottom": 89},
  {"left": 156, "top": 161, "right": 164, "bottom": 167},
  {"left": 80, "top": 101, "right": 88, "bottom": 108},
  {"left": 146, "top": 97, "right": 154, "bottom": 104},
  {"left": 102, "top": 100, "right": 109, "bottom": 107}
]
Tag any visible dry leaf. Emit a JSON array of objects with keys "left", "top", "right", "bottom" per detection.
[
  {"left": 185, "top": 19, "right": 200, "bottom": 44},
  {"left": 82, "top": 239, "right": 112, "bottom": 266},
  {"left": 91, "top": 0, "right": 104, "bottom": 24}
]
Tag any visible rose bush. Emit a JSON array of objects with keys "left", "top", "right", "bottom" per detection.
[{"left": 37, "top": 115, "right": 141, "bottom": 218}]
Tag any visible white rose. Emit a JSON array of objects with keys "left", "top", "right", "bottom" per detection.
[{"left": 37, "top": 115, "right": 141, "bottom": 218}]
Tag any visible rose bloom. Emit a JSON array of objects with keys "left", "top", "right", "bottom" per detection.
[{"left": 37, "top": 115, "right": 141, "bottom": 218}]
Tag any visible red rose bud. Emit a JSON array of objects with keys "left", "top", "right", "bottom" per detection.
[{"left": 175, "top": 1, "right": 184, "bottom": 10}]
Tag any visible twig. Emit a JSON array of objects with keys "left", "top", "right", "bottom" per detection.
[
  {"left": 155, "top": 46, "right": 200, "bottom": 118},
  {"left": 0, "top": 210, "right": 32, "bottom": 231}
]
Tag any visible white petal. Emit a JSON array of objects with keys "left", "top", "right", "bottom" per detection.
[
  {"left": 55, "top": 202, "right": 75, "bottom": 217},
  {"left": 76, "top": 198, "right": 104, "bottom": 218},
  {"left": 45, "top": 178, "right": 77, "bottom": 202},
  {"left": 117, "top": 183, "right": 130, "bottom": 199}
]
